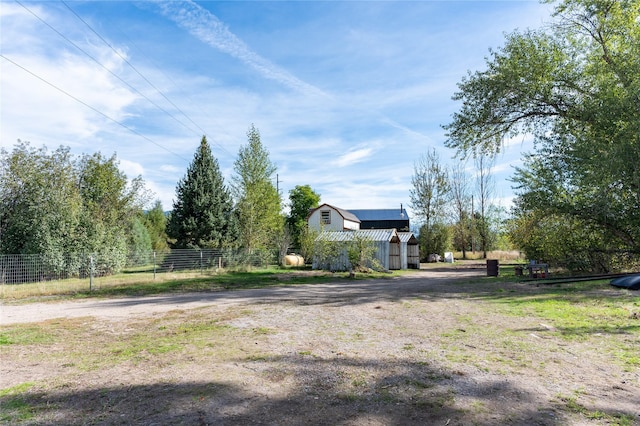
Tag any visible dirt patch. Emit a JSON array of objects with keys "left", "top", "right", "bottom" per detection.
[{"left": 1, "top": 267, "right": 639, "bottom": 425}]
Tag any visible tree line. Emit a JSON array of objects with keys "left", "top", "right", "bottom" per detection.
[
  {"left": 409, "top": 148, "right": 510, "bottom": 262},
  {"left": 0, "top": 125, "right": 322, "bottom": 275}
]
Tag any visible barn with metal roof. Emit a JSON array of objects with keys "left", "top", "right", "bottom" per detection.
[{"left": 348, "top": 206, "right": 410, "bottom": 231}]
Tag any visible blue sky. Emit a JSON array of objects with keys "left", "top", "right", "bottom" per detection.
[{"left": 1, "top": 0, "right": 552, "bottom": 220}]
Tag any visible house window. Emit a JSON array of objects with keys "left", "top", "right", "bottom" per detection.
[{"left": 321, "top": 210, "right": 331, "bottom": 224}]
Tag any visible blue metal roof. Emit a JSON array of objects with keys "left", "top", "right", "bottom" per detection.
[{"left": 348, "top": 209, "right": 409, "bottom": 221}]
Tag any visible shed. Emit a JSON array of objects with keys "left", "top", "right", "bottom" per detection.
[
  {"left": 399, "top": 232, "right": 419, "bottom": 269},
  {"left": 313, "top": 229, "right": 401, "bottom": 271}
]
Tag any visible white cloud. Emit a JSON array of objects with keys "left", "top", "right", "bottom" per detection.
[
  {"left": 1, "top": 6, "right": 139, "bottom": 149},
  {"left": 119, "top": 159, "right": 145, "bottom": 177},
  {"left": 333, "top": 147, "right": 375, "bottom": 168}
]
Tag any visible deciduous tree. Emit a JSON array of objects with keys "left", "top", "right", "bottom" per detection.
[
  {"left": 232, "top": 125, "right": 283, "bottom": 252},
  {"left": 443, "top": 0, "right": 640, "bottom": 269},
  {"left": 144, "top": 200, "right": 169, "bottom": 252},
  {"left": 410, "top": 149, "right": 450, "bottom": 258},
  {"left": 0, "top": 142, "right": 81, "bottom": 260},
  {"left": 286, "top": 184, "right": 321, "bottom": 248}
]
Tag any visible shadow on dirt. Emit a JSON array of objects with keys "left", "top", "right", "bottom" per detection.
[{"left": 3, "top": 354, "right": 616, "bottom": 425}]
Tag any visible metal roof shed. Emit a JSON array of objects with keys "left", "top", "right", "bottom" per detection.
[
  {"left": 399, "top": 232, "right": 419, "bottom": 269},
  {"left": 313, "top": 229, "right": 401, "bottom": 271}
]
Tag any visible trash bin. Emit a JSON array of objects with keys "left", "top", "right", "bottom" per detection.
[{"left": 486, "top": 259, "right": 499, "bottom": 277}]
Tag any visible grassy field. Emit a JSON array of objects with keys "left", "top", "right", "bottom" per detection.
[{"left": 0, "top": 266, "right": 411, "bottom": 301}]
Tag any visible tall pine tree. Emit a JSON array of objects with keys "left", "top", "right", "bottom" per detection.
[
  {"left": 167, "top": 136, "right": 238, "bottom": 249},
  {"left": 232, "top": 125, "right": 282, "bottom": 251}
]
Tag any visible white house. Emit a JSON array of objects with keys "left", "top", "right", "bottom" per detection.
[{"left": 307, "top": 203, "right": 360, "bottom": 231}]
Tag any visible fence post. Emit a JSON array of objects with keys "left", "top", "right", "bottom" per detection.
[
  {"left": 200, "top": 250, "right": 203, "bottom": 275},
  {"left": 153, "top": 251, "right": 156, "bottom": 280},
  {"left": 89, "top": 255, "right": 94, "bottom": 292}
]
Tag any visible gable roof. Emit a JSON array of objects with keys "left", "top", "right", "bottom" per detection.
[
  {"left": 308, "top": 203, "right": 361, "bottom": 223},
  {"left": 348, "top": 208, "right": 409, "bottom": 222},
  {"left": 398, "top": 232, "right": 418, "bottom": 244}
]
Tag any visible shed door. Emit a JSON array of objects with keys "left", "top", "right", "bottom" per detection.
[
  {"left": 389, "top": 242, "right": 401, "bottom": 270},
  {"left": 407, "top": 245, "right": 420, "bottom": 268}
]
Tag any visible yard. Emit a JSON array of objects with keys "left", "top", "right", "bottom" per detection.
[{"left": 1, "top": 265, "right": 639, "bottom": 425}]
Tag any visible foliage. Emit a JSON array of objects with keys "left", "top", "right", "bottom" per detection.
[
  {"left": 232, "top": 125, "right": 283, "bottom": 251},
  {"left": 313, "top": 238, "right": 344, "bottom": 271},
  {"left": 444, "top": 0, "right": 640, "bottom": 271},
  {"left": 128, "top": 216, "right": 153, "bottom": 266},
  {"left": 167, "top": 136, "right": 238, "bottom": 249},
  {"left": 474, "top": 154, "right": 495, "bottom": 258},
  {"left": 0, "top": 142, "right": 81, "bottom": 264},
  {"left": 77, "top": 152, "right": 149, "bottom": 273},
  {"left": 0, "top": 142, "right": 149, "bottom": 276},
  {"left": 506, "top": 208, "right": 633, "bottom": 273},
  {"left": 347, "top": 233, "right": 383, "bottom": 272},
  {"left": 298, "top": 226, "right": 319, "bottom": 262},
  {"left": 418, "top": 222, "right": 450, "bottom": 261},
  {"left": 274, "top": 224, "right": 293, "bottom": 266},
  {"left": 286, "top": 184, "right": 321, "bottom": 248},
  {"left": 143, "top": 200, "right": 169, "bottom": 252},
  {"left": 410, "top": 148, "right": 449, "bottom": 229},
  {"left": 449, "top": 163, "right": 472, "bottom": 258}
]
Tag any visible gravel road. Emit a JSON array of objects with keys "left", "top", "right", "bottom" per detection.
[{"left": 1, "top": 268, "right": 485, "bottom": 325}]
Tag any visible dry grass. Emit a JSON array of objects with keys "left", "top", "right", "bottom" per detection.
[{"left": 453, "top": 250, "right": 525, "bottom": 261}]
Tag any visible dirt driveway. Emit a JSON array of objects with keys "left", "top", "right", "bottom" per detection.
[
  {"left": 1, "top": 267, "right": 639, "bottom": 425},
  {"left": 0, "top": 268, "right": 484, "bottom": 325}
]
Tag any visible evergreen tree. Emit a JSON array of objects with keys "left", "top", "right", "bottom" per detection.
[
  {"left": 167, "top": 136, "right": 238, "bottom": 249},
  {"left": 232, "top": 125, "right": 283, "bottom": 251}
]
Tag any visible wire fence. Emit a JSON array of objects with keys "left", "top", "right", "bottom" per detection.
[{"left": 0, "top": 249, "right": 278, "bottom": 294}]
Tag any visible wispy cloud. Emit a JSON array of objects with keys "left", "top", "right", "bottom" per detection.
[
  {"left": 333, "top": 146, "right": 375, "bottom": 168},
  {"left": 153, "top": 0, "right": 327, "bottom": 98}
]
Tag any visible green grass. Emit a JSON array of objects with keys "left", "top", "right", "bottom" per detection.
[
  {"left": 1, "top": 267, "right": 401, "bottom": 301},
  {"left": 0, "top": 324, "right": 57, "bottom": 346},
  {"left": 475, "top": 279, "right": 640, "bottom": 367},
  {"left": 482, "top": 280, "right": 639, "bottom": 338},
  {"left": 555, "top": 394, "right": 637, "bottom": 426},
  {"left": 0, "top": 383, "right": 37, "bottom": 423}
]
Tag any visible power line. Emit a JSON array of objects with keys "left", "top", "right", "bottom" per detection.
[
  {"left": 113, "top": 26, "right": 234, "bottom": 158},
  {"left": 1, "top": 53, "right": 188, "bottom": 162},
  {"left": 60, "top": 0, "right": 233, "bottom": 159},
  {"left": 15, "top": 0, "right": 202, "bottom": 139}
]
